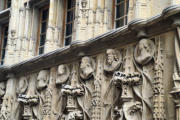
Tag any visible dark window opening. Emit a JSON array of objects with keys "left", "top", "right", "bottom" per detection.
[
  {"left": 38, "top": 7, "right": 49, "bottom": 55},
  {"left": 0, "top": 25, "right": 8, "bottom": 65},
  {"left": 115, "top": 0, "right": 129, "bottom": 28},
  {"left": 64, "top": 0, "right": 76, "bottom": 46},
  {"left": 4, "top": 0, "right": 11, "bottom": 9}
]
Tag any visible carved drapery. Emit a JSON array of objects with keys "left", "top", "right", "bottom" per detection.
[
  {"left": 171, "top": 26, "right": 180, "bottom": 120},
  {"left": 0, "top": 37, "right": 175, "bottom": 120}
]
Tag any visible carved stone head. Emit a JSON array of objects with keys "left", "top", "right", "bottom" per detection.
[
  {"left": 104, "top": 49, "right": 122, "bottom": 72},
  {"left": 16, "top": 76, "right": 28, "bottom": 94},
  {"left": 80, "top": 56, "right": 95, "bottom": 80},
  {"left": 37, "top": 70, "right": 49, "bottom": 91},
  {"left": 56, "top": 64, "right": 70, "bottom": 85},
  {"left": 0, "top": 82, "right": 5, "bottom": 98},
  {"left": 134, "top": 39, "right": 155, "bottom": 65}
]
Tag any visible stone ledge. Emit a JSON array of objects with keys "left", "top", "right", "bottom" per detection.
[{"left": 0, "top": 5, "right": 180, "bottom": 81}]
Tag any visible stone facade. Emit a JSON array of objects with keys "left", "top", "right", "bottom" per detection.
[{"left": 0, "top": 0, "right": 180, "bottom": 120}]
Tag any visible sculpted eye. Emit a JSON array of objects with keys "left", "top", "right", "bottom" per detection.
[{"left": 115, "top": 72, "right": 120, "bottom": 76}]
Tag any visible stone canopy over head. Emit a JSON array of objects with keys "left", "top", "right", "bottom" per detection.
[
  {"left": 80, "top": 56, "right": 94, "bottom": 80},
  {"left": 37, "top": 70, "right": 49, "bottom": 90},
  {"left": 104, "top": 49, "right": 122, "bottom": 72},
  {"left": 134, "top": 38, "right": 155, "bottom": 65}
]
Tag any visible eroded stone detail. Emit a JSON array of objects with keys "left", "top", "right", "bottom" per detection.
[
  {"left": 0, "top": 36, "right": 175, "bottom": 119},
  {"left": 134, "top": 38, "right": 155, "bottom": 65},
  {"left": 104, "top": 49, "right": 122, "bottom": 73},
  {"left": 56, "top": 64, "right": 70, "bottom": 85}
]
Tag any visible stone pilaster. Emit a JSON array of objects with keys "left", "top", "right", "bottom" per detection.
[
  {"left": 135, "top": 0, "right": 150, "bottom": 19},
  {"left": 45, "top": 0, "right": 58, "bottom": 53}
]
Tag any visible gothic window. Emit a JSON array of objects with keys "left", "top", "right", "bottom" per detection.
[
  {"left": 64, "top": 0, "right": 76, "bottom": 46},
  {"left": 4, "top": 0, "right": 11, "bottom": 9},
  {"left": 0, "top": 25, "right": 8, "bottom": 65},
  {"left": 114, "top": 0, "right": 129, "bottom": 28},
  {"left": 37, "top": 6, "right": 49, "bottom": 55}
]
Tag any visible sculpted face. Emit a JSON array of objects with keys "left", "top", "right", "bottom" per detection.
[
  {"left": 106, "top": 49, "right": 119, "bottom": 65},
  {"left": 80, "top": 57, "right": 94, "bottom": 80},
  {"left": 56, "top": 65, "right": 69, "bottom": 85},
  {"left": 134, "top": 39, "right": 155, "bottom": 65},
  {"left": 58, "top": 65, "right": 65, "bottom": 75},
  {"left": 16, "top": 76, "right": 28, "bottom": 94},
  {"left": 104, "top": 49, "right": 122, "bottom": 72},
  {"left": 0, "top": 82, "right": 5, "bottom": 98},
  {"left": 37, "top": 70, "right": 49, "bottom": 90}
]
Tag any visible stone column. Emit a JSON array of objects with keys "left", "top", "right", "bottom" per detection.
[
  {"left": 54, "top": 0, "right": 65, "bottom": 47},
  {"left": 134, "top": 0, "right": 150, "bottom": 19},
  {"left": 45, "top": 0, "right": 58, "bottom": 53},
  {"left": 5, "top": 0, "right": 20, "bottom": 65},
  {"left": 171, "top": 0, "right": 180, "bottom": 5},
  {"left": 0, "top": 73, "right": 17, "bottom": 119}
]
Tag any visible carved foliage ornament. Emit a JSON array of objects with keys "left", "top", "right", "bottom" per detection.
[
  {"left": 134, "top": 39, "right": 155, "bottom": 65},
  {"left": 104, "top": 49, "right": 122, "bottom": 72}
]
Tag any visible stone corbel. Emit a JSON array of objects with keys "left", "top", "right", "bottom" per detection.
[{"left": 136, "top": 28, "right": 148, "bottom": 39}]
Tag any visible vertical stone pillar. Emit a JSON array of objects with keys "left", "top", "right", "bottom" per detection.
[
  {"left": 54, "top": 0, "right": 65, "bottom": 47},
  {"left": 23, "top": 1, "right": 31, "bottom": 60},
  {"left": 134, "top": 0, "right": 150, "bottom": 19},
  {"left": 86, "top": 0, "right": 95, "bottom": 39},
  {"left": 5, "top": 0, "right": 19, "bottom": 65},
  {"left": 45, "top": 0, "right": 57, "bottom": 53},
  {"left": 0, "top": 73, "right": 17, "bottom": 119},
  {"left": 92, "top": 54, "right": 103, "bottom": 120},
  {"left": 171, "top": 0, "right": 180, "bottom": 5}
]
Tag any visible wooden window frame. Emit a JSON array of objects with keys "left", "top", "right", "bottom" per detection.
[
  {"left": 113, "top": 0, "right": 129, "bottom": 28},
  {"left": 36, "top": 5, "right": 49, "bottom": 55},
  {"left": 4, "top": 0, "right": 11, "bottom": 9},
  {"left": 0, "top": 24, "right": 9, "bottom": 65},
  {"left": 63, "top": 0, "right": 76, "bottom": 46}
]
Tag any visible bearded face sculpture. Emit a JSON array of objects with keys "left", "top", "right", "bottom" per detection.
[
  {"left": 37, "top": 70, "right": 49, "bottom": 91},
  {"left": 104, "top": 49, "right": 122, "bottom": 72},
  {"left": 56, "top": 64, "right": 70, "bottom": 85},
  {"left": 80, "top": 56, "right": 94, "bottom": 80},
  {"left": 134, "top": 39, "right": 155, "bottom": 65}
]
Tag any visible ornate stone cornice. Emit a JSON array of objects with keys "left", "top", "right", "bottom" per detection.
[{"left": 0, "top": 5, "right": 180, "bottom": 81}]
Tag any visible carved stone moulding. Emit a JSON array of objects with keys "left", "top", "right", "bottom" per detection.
[
  {"left": 104, "top": 49, "right": 122, "bottom": 73},
  {"left": 134, "top": 38, "right": 155, "bottom": 65}
]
